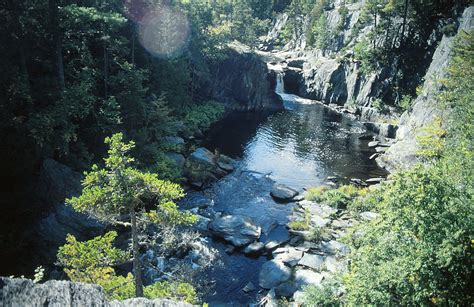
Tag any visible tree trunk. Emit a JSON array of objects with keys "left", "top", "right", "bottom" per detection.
[
  {"left": 400, "top": 0, "right": 409, "bottom": 48},
  {"left": 49, "top": 0, "right": 65, "bottom": 93},
  {"left": 130, "top": 208, "right": 144, "bottom": 297},
  {"left": 103, "top": 40, "right": 108, "bottom": 97}
]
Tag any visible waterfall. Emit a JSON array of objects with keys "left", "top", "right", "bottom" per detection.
[{"left": 275, "top": 72, "right": 285, "bottom": 94}]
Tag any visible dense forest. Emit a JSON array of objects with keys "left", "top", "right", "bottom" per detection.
[{"left": 0, "top": 0, "right": 473, "bottom": 305}]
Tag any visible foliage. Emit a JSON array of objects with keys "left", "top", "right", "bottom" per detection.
[
  {"left": 308, "top": 184, "right": 364, "bottom": 209},
  {"left": 344, "top": 165, "right": 473, "bottom": 305},
  {"left": 57, "top": 232, "right": 198, "bottom": 302},
  {"left": 398, "top": 94, "right": 413, "bottom": 111},
  {"left": 305, "top": 185, "right": 330, "bottom": 201},
  {"left": 66, "top": 133, "right": 195, "bottom": 296},
  {"left": 288, "top": 208, "right": 311, "bottom": 230},
  {"left": 331, "top": 30, "right": 474, "bottom": 306},
  {"left": 33, "top": 266, "right": 45, "bottom": 283},
  {"left": 303, "top": 277, "right": 343, "bottom": 306},
  {"left": 144, "top": 281, "right": 197, "bottom": 304},
  {"left": 183, "top": 101, "right": 225, "bottom": 135},
  {"left": 416, "top": 117, "right": 446, "bottom": 159},
  {"left": 57, "top": 231, "right": 133, "bottom": 299}
]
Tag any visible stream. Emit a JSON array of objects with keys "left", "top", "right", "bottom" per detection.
[{"left": 183, "top": 74, "right": 387, "bottom": 303}]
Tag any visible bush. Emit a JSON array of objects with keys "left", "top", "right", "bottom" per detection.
[
  {"left": 144, "top": 281, "right": 197, "bottom": 304},
  {"left": 303, "top": 277, "right": 343, "bottom": 306},
  {"left": 288, "top": 208, "right": 311, "bottom": 230},
  {"left": 305, "top": 185, "right": 330, "bottom": 201},
  {"left": 345, "top": 165, "right": 473, "bottom": 305},
  {"left": 183, "top": 101, "right": 225, "bottom": 135}
]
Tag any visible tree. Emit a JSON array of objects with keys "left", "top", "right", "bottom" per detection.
[{"left": 66, "top": 133, "right": 196, "bottom": 296}]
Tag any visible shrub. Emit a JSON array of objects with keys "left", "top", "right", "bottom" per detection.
[
  {"left": 305, "top": 185, "right": 330, "bottom": 201},
  {"left": 288, "top": 208, "right": 311, "bottom": 230},
  {"left": 303, "top": 277, "right": 343, "bottom": 306},
  {"left": 183, "top": 101, "right": 225, "bottom": 135}
]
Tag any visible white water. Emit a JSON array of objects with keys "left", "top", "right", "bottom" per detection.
[{"left": 274, "top": 71, "right": 318, "bottom": 107}]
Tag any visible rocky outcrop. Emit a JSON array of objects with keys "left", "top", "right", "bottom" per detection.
[
  {"left": 379, "top": 6, "right": 474, "bottom": 171},
  {"left": 184, "top": 147, "right": 236, "bottom": 187},
  {"left": 207, "top": 42, "right": 283, "bottom": 111},
  {"left": 0, "top": 277, "right": 193, "bottom": 306},
  {"left": 35, "top": 159, "right": 103, "bottom": 260}
]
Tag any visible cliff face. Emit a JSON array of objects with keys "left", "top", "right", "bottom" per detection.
[
  {"left": 0, "top": 277, "right": 193, "bottom": 307},
  {"left": 378, "top": 6, "right": 474, "bottom": 171},
  {"left": 207, "top": 42, "right": 284, "bottom": 111}
]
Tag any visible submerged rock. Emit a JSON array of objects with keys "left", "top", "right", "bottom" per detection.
[
  {"left": 209, "top": 214, "right": 261, "bottom": 246},
  {"left": 258, "top": 260, "right": 292, "bottom": 289},
  {"left": 270, "top": 184, "right": 299, "bottom": 202}
]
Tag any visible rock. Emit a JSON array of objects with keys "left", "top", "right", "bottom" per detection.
[
  {"left": 188, "top": 147, "right": 215, "bottom": 168},
  {"left": 327, "top": 176, "right": 338, "bottom": 182},
  {"left": 323, "top": 256, "right": 348, "bottom": 273},
  {"left": 0, "top": 278, "right": 193, "bottom": 307},
  {"left": 258, "top": 260, "right": 292, "bottom": 289},
  {"left": 162, "top": 136, "right": 185, "bottom": 146},
  {"left": 273, "top": 247, "right": 304, "bottom": 266},
  {"left": 375, "top": 146, "right": 388, "bottom": 153},
  {"left": 209, "top": 214, "right": 261, "bottom": 246},
  {"left": 369, "top": 153, "right": 379, "bottom": 160},
  {"left": 165, "top": 152, "right": 186, "bottom": 169},
  {"left": 242, "top": 281, "right": 256, "bottom": 293},
  {"left": 275, "top": 281, "right": 298, "bottom": 297},
  {"left": 208, "top": 41, "right": 283, "bottom": 111},
  {"left": 263, "top": 226, "right": 290, "bottom": 250},
  {"left": 243, "top": 242, "right": 265, "bottom": 255},
  {"left": 293, "top": 290, "right": 305, "bottom": 305},
  {"left": 195, "top": 215, "right": 211, "bottom": 231},
  {"left": 294, "top": 269, "right": 324, "bottom": 288},
  {"left": 365, "top": 177, "right": 384, "bottom": 184},
  {"left": 311, "top": 215, "right": 331, "bottom": 228},
  {"left": 380, "top": 7, "right": 474, "bottom": 172},
  {"left": 360, "top": 211, "right": 379, "bottom": 221},
  {"left": 298, "top": 253, "right": 325, "bottom": 271},
  {"left": 292, "top": 194, "right": 305, "bottom": 202},
  {"left": 350, "top": 178, "right": 367, "bottom": 186},
  {"left": 35, "top": 159, "right": 104, "bottom": 260},
  {"left": 184, "top": 148, "right": 234, "bottom": 184},
  {"left": 270, "top": 184, "right": 299, "bottom": 202},
  {"left": 368, "top": 141, "right": 379, "bottom": 148},
  {"left": 320, "top": 241, "right": 350, "bottom": 257}
]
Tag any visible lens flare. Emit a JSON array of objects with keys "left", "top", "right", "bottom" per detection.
[{"left": 138, "top": 5, "right": 190, "bottom": 59}]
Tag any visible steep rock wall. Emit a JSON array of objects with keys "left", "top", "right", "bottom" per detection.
[
  {"left": 207, "top": 42, "right": 283, "bottom": 111},
  {"left": 378, "top": 6, "right": 474, "bottom": 171}
]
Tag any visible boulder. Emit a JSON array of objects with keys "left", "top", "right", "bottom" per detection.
[
  {"left": 294, "top": 270, "right": 324, "bottom": 288},
  {"left": 243, "top": 241, "right": 265, "bottom": 255},
  {"left": 258, "top": 260, "right": 292, "bottom": 289},
  {"left": 184, "top": 148, "right": 236, "bottom": 184},
  {"left": 0, "top": 278, "right": 193, "bottom": 306},
  {"left": 273, "top": 247, "right": 303, "bottom": 266},
  {"left": 275, "top": 281, "right": 298, "bottom": 297},
  {"left": 209, "top": 214, "right": 261, "bottom": 246},
  {"left": 165, "top": 152, "right": 186, "bottom": 169},
  {"left": 298, "top": 253, "right": 325, "bottom": 271},
  {"left": 162, "top": 136, "right": 185, "bottom": 146},
  {"left": 270, "top": 184, "right": 299, "bottom": 202},
  {"left": 320, "top": 240, "right": 350, "bottom": 257}
]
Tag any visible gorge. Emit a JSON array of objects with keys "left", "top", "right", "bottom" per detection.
[{"left": 1, "top": 1, "right": 473, "bottom": 306}]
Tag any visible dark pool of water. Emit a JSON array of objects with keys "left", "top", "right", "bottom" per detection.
[{"left": 203, "top": 101, "right": 386, "bottom": 190}]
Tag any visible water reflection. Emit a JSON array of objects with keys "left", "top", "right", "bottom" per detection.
[{"left": 204, "top": 103, "right": 385, "bottom": 190}]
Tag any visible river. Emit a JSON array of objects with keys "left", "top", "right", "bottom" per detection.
[{"left": 185, "top": 74, "right": 387, "bottom": 303}]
